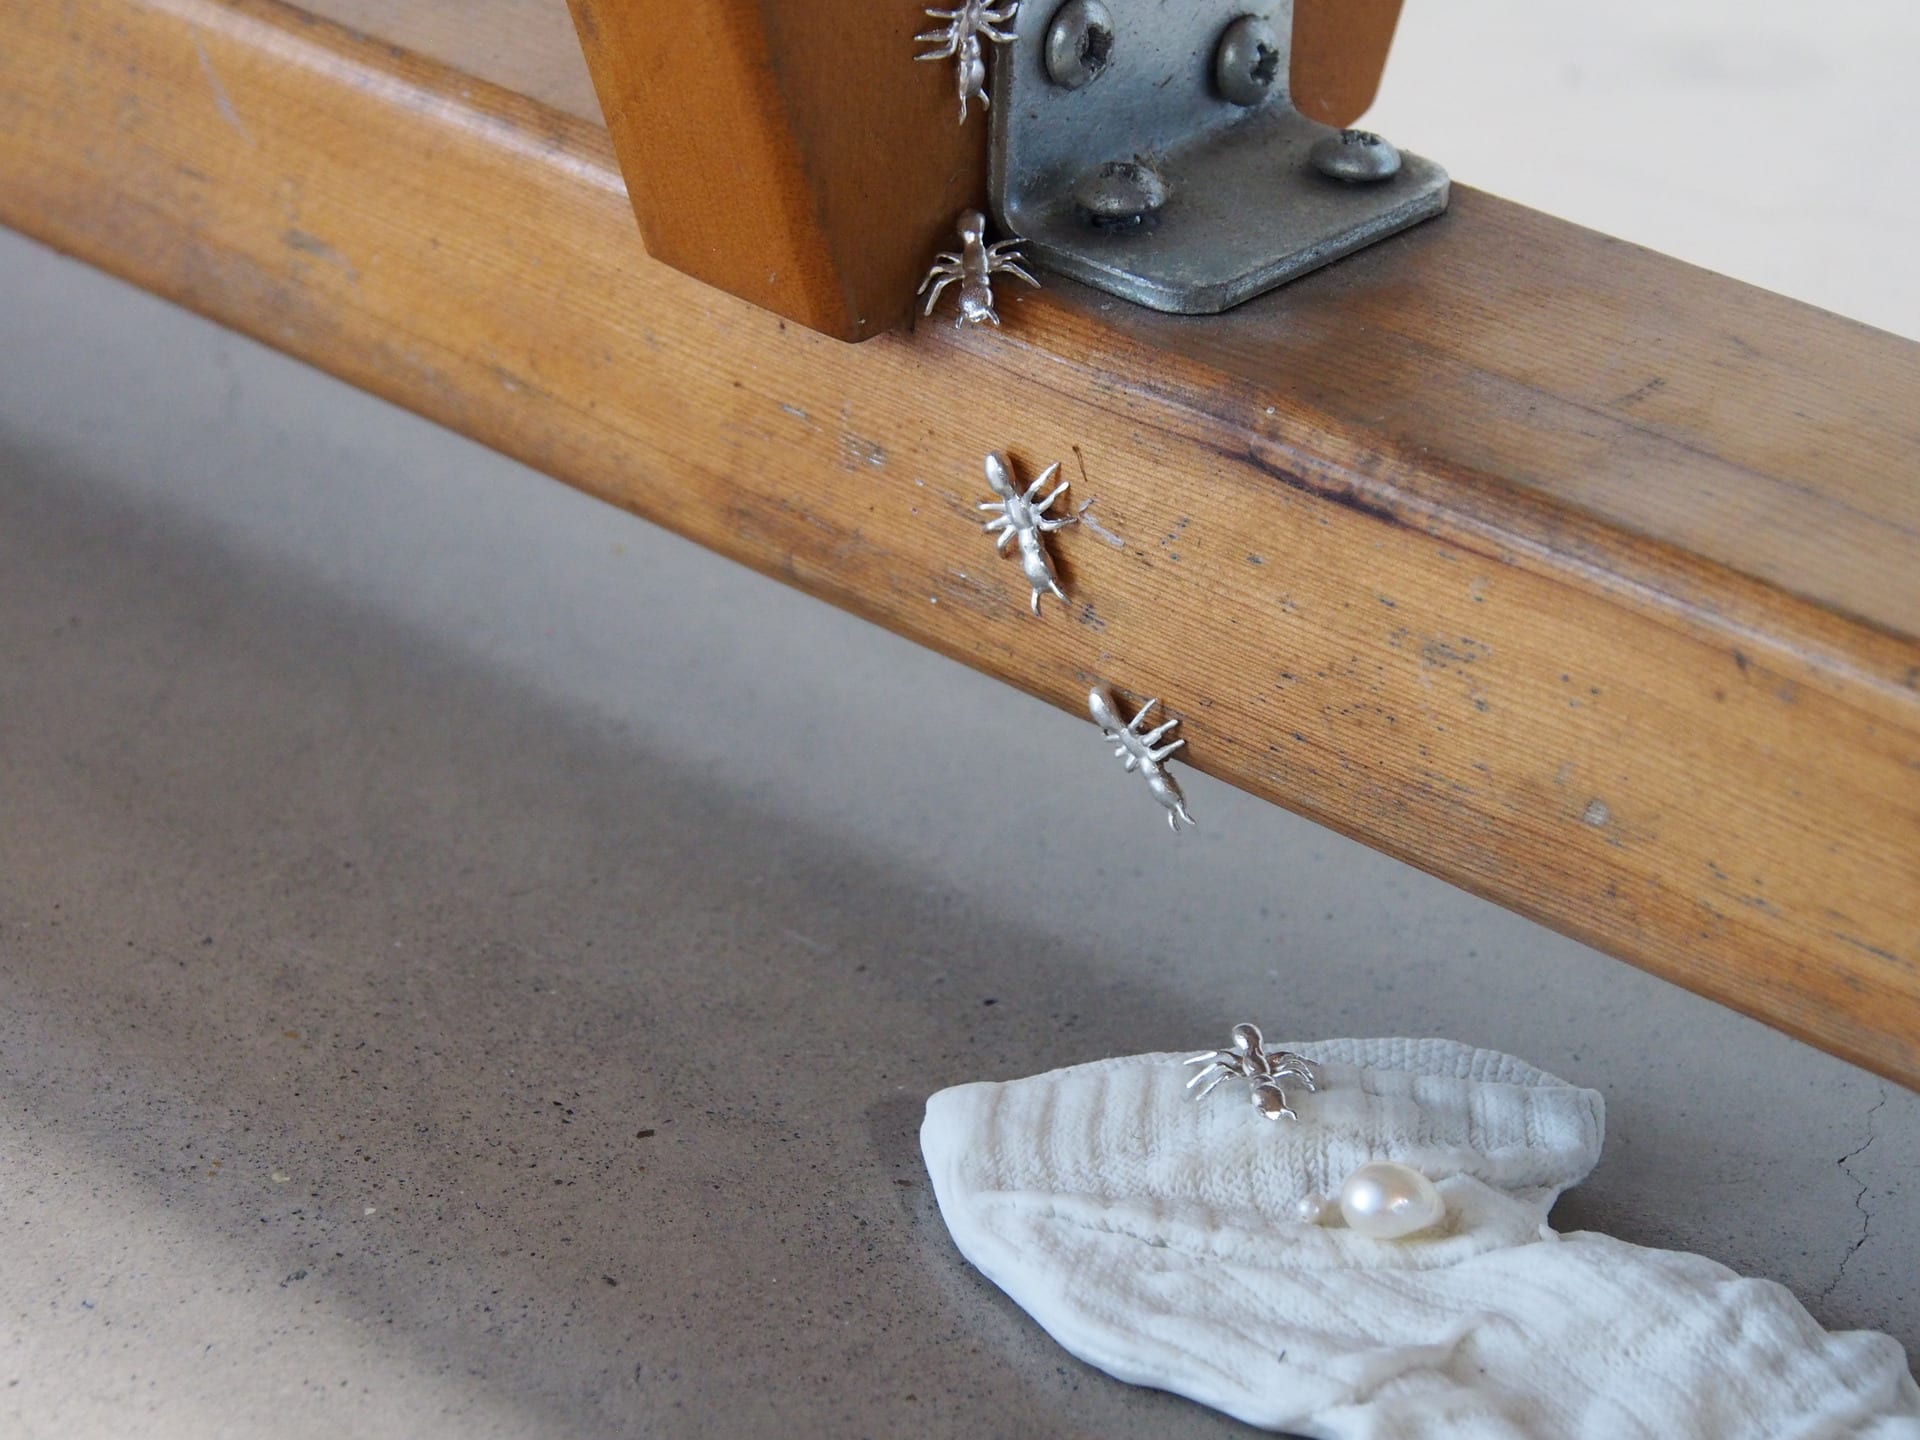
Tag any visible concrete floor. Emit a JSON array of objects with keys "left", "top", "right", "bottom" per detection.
[{"left": 3, "top": 6, "right": 1918, "bottom": 1434}]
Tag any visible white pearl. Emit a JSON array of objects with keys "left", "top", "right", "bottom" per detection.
[
  {"left": 1293, "top": 1194, "right": 1330, "bottom": 1225},
  {"left": 1338, "top": 1161, "right": 1444, "bottom": 1240}
]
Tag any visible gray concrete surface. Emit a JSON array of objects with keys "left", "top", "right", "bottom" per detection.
[{"left": 4, "top": 7, "right": 1919, "bottom": 1426}]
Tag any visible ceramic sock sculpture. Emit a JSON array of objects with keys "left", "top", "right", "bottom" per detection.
[{"left": 921, "top": 1038, "right": 1920, "bottom": 1437}]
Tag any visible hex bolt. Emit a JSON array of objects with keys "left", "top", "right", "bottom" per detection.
[
  {"left": 1044, "top": 0, "right": 1115, "bottom": 90},
  {"left": 1072, "top": 159, "right": 1169, "bottom": 231},
  {"left": 1310, "top": 129, "right": 1402, "bottom": 183},
  {"left": 1214, "top": 15, "right": 1281, "bottom": 107}
]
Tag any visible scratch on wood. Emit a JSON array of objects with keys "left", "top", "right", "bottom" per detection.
[
  {"left": 193, "top": 36, "right": 252, "bottom": 144},
  {"left": 1832, "top": 933, "right": 1905, "bottom": 967},
  {"left": 1074, "top": 498, "right": 1125, "bottom": 548},
  {"left": 1614, "top": 376, "right": 1668, "bottom": 407},
  {"left": 284, "top": 229, "right": 356, "bottom": 280},
  {"left": 1232, "top": 441, "right": 1402, "bottom": 527}
]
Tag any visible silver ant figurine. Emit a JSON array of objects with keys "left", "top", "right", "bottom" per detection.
[
  {"left": 915, "top": 1, "right": 1019, "bottom": 123},
  {"left": 979, "top": 452, "right": 1072, "bottom": 613},
  {"left": 1089, "top": 687, "right": 1194, "bottom": 831},
  {"left": 920, "top": 211, "right": 1039, "bottom": 328},
  {"left": 1183, "top": 1023, "right": 1321, "bottom": 1121}
]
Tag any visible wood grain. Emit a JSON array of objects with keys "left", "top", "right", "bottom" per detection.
[{"left": 4, "top": 0, "right": 1918, "bottom": 1085}]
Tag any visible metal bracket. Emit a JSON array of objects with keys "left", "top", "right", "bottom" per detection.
[{"left": 988, "top": 0, "right": 1448, "bottom": 314}]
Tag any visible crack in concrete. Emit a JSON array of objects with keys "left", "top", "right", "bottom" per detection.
[{"left": 1818, "top": 1089, "right": 1888, "bottom": 1304}]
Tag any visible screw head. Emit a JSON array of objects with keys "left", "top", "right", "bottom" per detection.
[
  {"left": 1310, "top": 129, "right": 1402, "bottom": 183},
  {"left": 1215, "top": 15, "right": 1282, "bottom": 107},
  {"left": 1044, "top": 0, "right": 1115, "bottom": 90},
  {"left": 1072, "top": 159, "right": 1169, "bottom": 230}
]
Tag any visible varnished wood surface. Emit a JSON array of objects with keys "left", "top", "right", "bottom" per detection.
[
  {"left": 565, "top": 0, "right": 988, "bottom": 340},
  {"left": 1127, "top": 228, "right": 1920, "bottom": 654},
  {"left": 3, "top": 0, "right": 1918, "bottom": 1084}
]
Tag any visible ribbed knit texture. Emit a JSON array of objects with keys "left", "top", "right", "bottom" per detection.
[{"left": 921, "top": 1039, "right": 1920, "bottom": 1437}]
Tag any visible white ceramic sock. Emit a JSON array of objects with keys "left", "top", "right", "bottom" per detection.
[{"left": 921, "top": 1038, "right": 1920, "bottom": 1438}]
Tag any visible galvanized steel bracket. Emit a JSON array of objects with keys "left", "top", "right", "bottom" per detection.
[{"left": 988, "top": 0, "right": 1449, "bottom": 314}]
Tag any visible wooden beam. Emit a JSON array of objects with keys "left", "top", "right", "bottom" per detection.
[{"left": 4, "top": 0, "right": 1918, "bottom": 1085}]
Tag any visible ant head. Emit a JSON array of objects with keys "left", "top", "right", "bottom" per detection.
[
  {"left": 956, "top": 209, "right": 989, "bottom": 246},
  {"left": 983, "top": 451, "right": 1019, "bottom": 499},
  {"left": 1087, "top": 686, "right": 1122, "bottom": 733}
]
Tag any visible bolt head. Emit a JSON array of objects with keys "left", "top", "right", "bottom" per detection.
[
  {"left": 1073, "top": 159, "right": 1169, "bottom": 230},
  {"left": 1215, "top": 14, "right": 1282, "bottom": 107},
  {"left": 1310, "top": 129, "right": 1402, "bottom": 183},
  {"left": 1044, "top": 0, "right": 1115, "bottom": 89}
]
